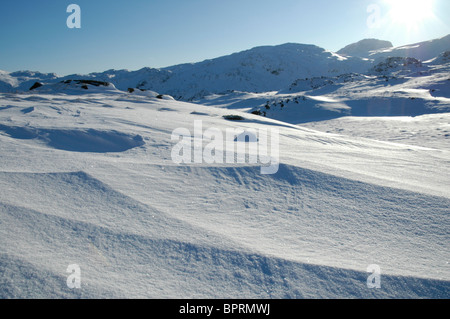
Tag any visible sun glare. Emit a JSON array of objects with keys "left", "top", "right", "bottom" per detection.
[{"left": 386, "top": 0, "right": 435, "bottom": 29}]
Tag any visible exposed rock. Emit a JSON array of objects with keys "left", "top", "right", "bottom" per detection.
[
  {"left": 29, "top": 82, "right": 43, "bottom": 91},
  {"left": 62, "top": 79, "right": 110, "bottom": 87}
]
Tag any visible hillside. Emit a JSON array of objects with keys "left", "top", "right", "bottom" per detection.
[{"left": 369, "top": 34, "right": 450, "bottom": 62}]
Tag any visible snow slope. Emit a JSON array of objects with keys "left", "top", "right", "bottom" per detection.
[
  {"left": 369, "top": 34, "right": 450, "bottom": 62},
  {"left": 337, "top": 39, "right": 393, "bottom": 57},
  {"left": 299, "top": 113, "right": 450, "bottom": 150},
  {"left": 0, "top": 90, "right": 449, "bottom": 298}
]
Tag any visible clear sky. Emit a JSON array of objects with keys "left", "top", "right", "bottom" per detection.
[{"left": 1, "top": 0, "right": 449, "bottom": 75}]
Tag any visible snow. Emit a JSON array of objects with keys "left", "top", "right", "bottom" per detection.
[
  {"left": 0, "top": 89, "right": 449, "bottom": 299},
  {"left": 369, "top": 34, "right": 450, "bottom": 62},
  {"left": 299, "top": 114, "right": 450, "bottom": 150},
  {"left": 0, "top": 125, "right": 145, "bottom": 153},
  {"left": 1, "top": 34, "right": 449, "bottom": 101},
  {"left": 337, "top": 39, "right": 393, "bottom": 57},
  {"left": 0, "top": 34, "right": 449, "bottom": 299},
  {"left": 0, "top": 44, "right": 369, "bottom": 100}
]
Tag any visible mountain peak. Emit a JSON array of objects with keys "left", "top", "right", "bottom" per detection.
[{"left": 337, "top": 39, "right": 393, "bottom": 57}]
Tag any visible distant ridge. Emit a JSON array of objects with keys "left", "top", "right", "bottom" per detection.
[
  {"left": 1, "top": 34, "right": 449, "bottom": 100},
  {"left": 337, "top": 39, "right": 393, "bottom": 57}
]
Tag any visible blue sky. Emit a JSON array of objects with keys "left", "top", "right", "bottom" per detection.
[{"left": 1, "top": 0, "right": 449, "bottom": 75}]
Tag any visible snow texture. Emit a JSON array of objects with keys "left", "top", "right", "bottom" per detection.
[{"left": 0, "top": 35, "right": 449, "bottom": 299}]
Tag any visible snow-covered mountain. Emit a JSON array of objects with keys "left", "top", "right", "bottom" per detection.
[
  {"left": 0, "top": 70, "right": 59, "bottom": 93},
  {"left": 153, "top": 43, "right": 366, "bottom": 100},
  {"left": 368, "top": 34, "right": 450, "bottom": 62},
  {"left": 2, "top": 34, "right": 448, "bottom": 101},
  {"left": 55, "top": 43, "right": 369, "bottom": 100},
  {"left": 337, "top": 38, "right": 393, "bottom": 57},
  {"left": 198, "top": 50, "right": 450, "bottom": 124}
]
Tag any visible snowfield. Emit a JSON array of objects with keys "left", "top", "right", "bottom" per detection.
[
  {"left": 0, "top": 90, "right": 448, "bottom": 299},
  {"left": 0, "top": 35, "right": 449, "bottom": 299}
]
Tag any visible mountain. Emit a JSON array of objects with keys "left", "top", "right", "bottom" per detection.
[
  {"left": 1, "top": 34, "right": 449, "bottom": 100},
  {"left": 197, "top": 37, "right": 450, "bottom": 123},
  {"left": 0, "top": 70, "right": 58, "bottom": 92},
  {"left": 368, "top": 34, "right": 450, "bottom": 62},
  {"left": 337, "top": 39, "right": 393, "bottom": 57},
  {"left": 65, "top": 43, "right": 368, "bottom": 100}
]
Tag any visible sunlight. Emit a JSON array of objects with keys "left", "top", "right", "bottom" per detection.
[{"left": 385, "top": 0, "right": 435, "bottom": 30}]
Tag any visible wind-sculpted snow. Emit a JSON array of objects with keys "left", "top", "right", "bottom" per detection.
[
  {"left": 0, "top": 84, "right": 449, "bottom": 298},
  {"left": 0, "top": 124, "right": 144, "bottom": 153},
  {"left": 0, "top": 167, "right": 448, "bottom": 298}
]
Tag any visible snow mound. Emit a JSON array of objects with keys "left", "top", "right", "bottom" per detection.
[
  {"left": 29, "top": 79, "right": 121, "bottom": 94},
  {"left": 0, "top": 125, "right": 144, "bottom": 153}
]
